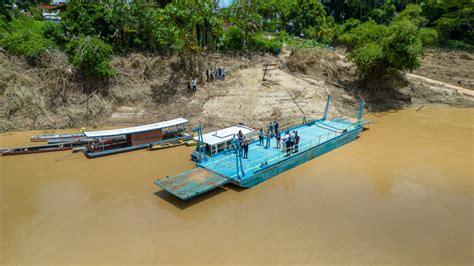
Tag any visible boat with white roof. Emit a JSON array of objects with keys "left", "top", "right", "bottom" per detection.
[{"left": 83, "top": 118, "right": 192, "bottom": 158}]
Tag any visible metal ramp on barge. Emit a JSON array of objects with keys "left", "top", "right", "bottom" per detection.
[{"left": 154, "top": 168, "right": 230, "bottom": 200}]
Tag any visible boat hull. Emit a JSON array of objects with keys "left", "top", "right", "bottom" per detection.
[
  {"left": 233, "top": 127, "right": 363, "bottom": 188},
  {"left": 0, "top": 143, "right": 77, "bottom": 156}
]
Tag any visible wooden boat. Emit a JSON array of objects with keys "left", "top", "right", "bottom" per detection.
[
  {"left": 185, "top": 140, "right": 198, "bottom": 146},
  {"left": 155, "top": 96, "right": 368, "bottom": 200},
  {"left": 30, "top": 133, "right": 84, "bottom": 142},
  {"left": 1, "top": 142, "right": 79, "bottom": 156},
  {"left": 47, "top": 137, "right": 95, "bottom": 145},
  {"left": 83, "top": 118, "right": 192, "bottom": 158}
]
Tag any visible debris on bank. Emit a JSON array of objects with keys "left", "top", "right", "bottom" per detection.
[{"left": 1, "top": 48, "right": 473, "bottom": 132}]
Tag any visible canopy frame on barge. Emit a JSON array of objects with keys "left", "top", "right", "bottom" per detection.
[{"left": 191, "top": 125, "right": 254, "bottom": 161}]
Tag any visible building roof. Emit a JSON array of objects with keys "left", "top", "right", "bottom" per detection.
[
  {"left": 84, "top": 118, "right": 188, "bottom": 138},
  {"left": 195, "top": 125, "right": 254, "bottom": 146},
  {"left": 37, "top": 3, "right": 67, "bottom": 10}
]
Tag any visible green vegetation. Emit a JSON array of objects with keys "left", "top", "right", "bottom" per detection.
[
  {"left": 339, "top": 4, "right": 426, "bottom": 82},
  {"left": 0, "top": 16, "right": 55, "bottom": 61},
  {"left": 0, "top": 0, "right": 472, "bottom": 83},
  {"left": 66, "top": 36, "right": 115, "bottom": 78}
]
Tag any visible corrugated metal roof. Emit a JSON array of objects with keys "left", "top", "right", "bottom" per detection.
[
  {"left": 37, "top": 3, "right": 66, "bottom": 10},
  {"left": 194, "top": 125, "right": 254, "bottom": 146},
  {"left": 84, "top": 118, "right": 188, "bottom": 138}
]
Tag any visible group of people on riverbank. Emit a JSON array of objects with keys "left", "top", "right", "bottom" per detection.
[
  {"left": 206, "top": 68, "right": 226, "bottom": 82},
  {"left": 187, "top": 79, "right": 198, "bottom": 93},
  {"left": 187, "top": 67, "right": 226, "bottom": 94}
]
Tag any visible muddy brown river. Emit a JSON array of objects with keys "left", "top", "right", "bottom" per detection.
[{"left": 1, "top": 107, "right": 473, "bottom": 264}]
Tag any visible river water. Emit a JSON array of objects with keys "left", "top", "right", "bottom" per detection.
[{"left": 1, "top": 107, "right": 472, "bottom": 264}]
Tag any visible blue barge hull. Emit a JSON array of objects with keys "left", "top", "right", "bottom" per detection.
[{"left": 234, "top": 126, "right": 362, "bottom": 188}]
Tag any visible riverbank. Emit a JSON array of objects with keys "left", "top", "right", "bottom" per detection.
[
  {"left": 1, "top": 107, "right": 472, "bottom": 264},
  {"left": 1, "top": 48, "right": 473, "bottom": 132}
]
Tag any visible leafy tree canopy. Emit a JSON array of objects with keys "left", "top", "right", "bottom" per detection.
[
  {"left": 340, "top": 5, "right": 426, "bottom": 83},
  {"left": 66, "top": 35, "right": 115, "bottom": 78}
]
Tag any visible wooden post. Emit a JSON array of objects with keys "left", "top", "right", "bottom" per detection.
[{"left": 262, "top": 63, "right": 268, "bottom": 81}]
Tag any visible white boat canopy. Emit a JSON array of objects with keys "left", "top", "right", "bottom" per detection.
[
  {"left": 195, "top": 125, "right": 254, "bottom": 146},
  {"left": 84, "top": 118, "right": 188, "bottom": 138}
]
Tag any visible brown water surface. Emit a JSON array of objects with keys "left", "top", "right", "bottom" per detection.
[{"left": 1, "top": 107, "right": 473, "bottom": 264}]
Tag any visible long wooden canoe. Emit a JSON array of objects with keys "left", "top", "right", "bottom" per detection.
[
  {"left": 30, "top": 133, "right": 84, "bottom": 142},
  {"left": 0, "top": 142, "right": 79, "bottom": 156}
]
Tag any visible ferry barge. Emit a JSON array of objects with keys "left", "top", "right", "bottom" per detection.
[{"left": 154, "top": 96, "right": 368, "bottom": 200}]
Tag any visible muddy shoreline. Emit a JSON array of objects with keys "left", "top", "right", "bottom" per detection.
[{"left": 1, "top": 48, "right": 473, "bottom": 132}]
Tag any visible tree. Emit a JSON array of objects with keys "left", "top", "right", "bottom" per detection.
[
  {"left": 0, "top": 1, "right": 12, "bottom": 22},
  {"left": 339, "top": 5, "right": 425, "bottom": 86},
  {"left": 61, "top": 0, "right": 112, "bottom": 38},
  {"left": 422, "top": 0, "right": 473, "bottom": 45},
  {"left": 291, "top": 0, "right": 326, "bottom": 35},
  {"left": 230, "top": 0, "right": 263, "bottom": 50},
  {"left": 368, "top": 0, "right": 396, "bottom": 24},
  {"left": 66, "top": 35, "right": 115, "bottom": 78},
  {"left": 0, "top": 16, "right": 55, "bottom": 61}
]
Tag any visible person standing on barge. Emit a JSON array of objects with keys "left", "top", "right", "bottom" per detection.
[
  {"left": 243, "top": 137, "right": 249, "bottom": 159},
  {"left": 258, "top": 128, "right": 264, "bottom": 146},
  {"left": 264, "top": 129, "right": 271, "bottom": 149},
  {"left": 275, "top": 131, "right": 281, "bottom": 149},
  {"left": 294, "top": 131, "right": 300, "bottom": 153}
]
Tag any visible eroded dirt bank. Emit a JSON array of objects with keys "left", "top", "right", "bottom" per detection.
[{"left": 1, "top": 48, "right": 473, "bottom": 132}]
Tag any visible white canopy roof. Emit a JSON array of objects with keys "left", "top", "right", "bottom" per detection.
[
  {"left": 195, "top": 125, "right": 254, "bottom": 146},
  {"left": 84, "top": 118, "right": 188, "bottom": 138}
]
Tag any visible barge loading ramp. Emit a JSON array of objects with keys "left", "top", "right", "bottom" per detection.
[{"left": 154, "top": 168, "right": 229, "bottom": 200}]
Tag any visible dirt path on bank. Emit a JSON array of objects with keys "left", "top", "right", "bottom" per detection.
[
  {"left": 406, "top": 73, "right": 474, "bottom": 97},
  {"left": 414, "top": 49, "right": 474, "bottom": 90}
]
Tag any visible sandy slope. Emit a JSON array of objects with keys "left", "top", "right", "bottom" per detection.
[{"left": 194, "top": 66, "right": 338, "bottom": 128}]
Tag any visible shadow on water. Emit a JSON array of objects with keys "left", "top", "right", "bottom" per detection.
[
  {"left": 154, "top": 187, "right": 227, "bottom": 210},
  {"left": 223, "top": 184, "right": 247, "bottom": 193},
  {"left": 153, "top": 183, "right": 247, "bottom": 210}
]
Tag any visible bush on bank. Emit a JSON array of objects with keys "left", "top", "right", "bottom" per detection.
[{"left": 66, "top": 36, "right": 115, "bottom": 78}]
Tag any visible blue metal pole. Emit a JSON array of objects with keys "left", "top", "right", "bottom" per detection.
[
  {"left": 192, "top": 127, "right": 203, "bottom": 163},
  {"left": 239, "top": 152, "right": 245, "bottom": 177},
  {"left": 323, "top": 95, "right": 331, "bottom": 120},
  {"left": 232, "top": 138, "right": 241, "bottom": 180},
  {"left": 235, "top": 149, "right": 240, "bottom": 180},
  {"left": 358, "top": 97, "right": 364, "bottom": 125}
]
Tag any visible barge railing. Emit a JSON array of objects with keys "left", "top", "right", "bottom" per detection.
[
  {"left": 242, "top": 130, "right": 341, "bottom": 174},
  {"left": 202, "top": 117, "right": 320, "bottom": 154}
]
